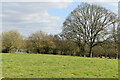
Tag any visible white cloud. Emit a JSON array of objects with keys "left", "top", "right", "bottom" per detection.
[
  {"left": 1, "top": 0, "right": 73, "bottom": 2},
  {"left": 75, "top": 0, "right": 119, "bottom": 2},
  {"left": 22, "top": 13, "right": 61, "bottom": 23},
  {"left": 0, "top": 15, "right": 2, "bottom": 17},
  {"left": 74, "top": 0, "right": 119, "bottom": 8},
  {"left": 2, "top": 2, "right": 72, "bottom": 36},
  {"left": 1, "top": 0, "right": 119, "bottom": 2},
  {"left": 2, "top": 1, "right": 118, "bottom": 36},
  {"left": 93, "top": 2, "right": 118, "bottom": 7}
]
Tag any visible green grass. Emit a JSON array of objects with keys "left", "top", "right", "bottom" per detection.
[{"left": 1, "top": 53, "right": 118, "bottom": 78}]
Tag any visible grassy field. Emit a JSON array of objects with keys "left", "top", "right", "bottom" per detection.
[{"left": 1, "top": 53, "right": 118, "bottom": 78}]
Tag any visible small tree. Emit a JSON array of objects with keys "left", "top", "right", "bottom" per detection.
[
  {"left": 2, "top": 30, "right": 23, "bottom": 53},
  {"left": 28, "top": 30, "right": 55, "bottom": 54}
]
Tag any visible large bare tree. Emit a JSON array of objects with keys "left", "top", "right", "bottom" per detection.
[{"left": 62, "top": 3, "right": 117, "bottom": 57}]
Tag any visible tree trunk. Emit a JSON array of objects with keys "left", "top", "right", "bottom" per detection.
[
  {"left": 89, "top": 47, "right": 92, "bottom": 57},
  {"left": 115, "top": 49, "right": 118, "bottom": 59},
  {"left": 79, "top": 46, "right": 81, "bottom": 56},
  {"left": 37, "top": 49, "right": 40, "bottom": 53},
  {"left": 84, "top": 54, "right": 86, "bottom": 57},
  {"left": 115, "top": 42, "right": 118, "bottom": 59}
]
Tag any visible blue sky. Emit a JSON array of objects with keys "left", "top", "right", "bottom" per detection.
[{"left": 1, "top": 0, "right": 119, "bottom": 36}]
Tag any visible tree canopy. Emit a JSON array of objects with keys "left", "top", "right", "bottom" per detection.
[{"left": 62, "top": 3, "right": 118, "bottom": 57}]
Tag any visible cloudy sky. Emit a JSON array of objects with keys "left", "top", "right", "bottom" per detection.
[{"left": 1, "top": 0, "right": 119, "bottom": 36}]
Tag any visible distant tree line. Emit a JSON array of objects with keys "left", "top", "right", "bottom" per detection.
[{"left": 0, "top": 3, "right": 119, "bottom": 59}]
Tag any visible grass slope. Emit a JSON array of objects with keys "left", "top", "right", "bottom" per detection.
[{"left": 2, "top": 53, "right": 118, "bottom": 78}]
